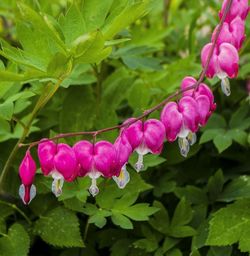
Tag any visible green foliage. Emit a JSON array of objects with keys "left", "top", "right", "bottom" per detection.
[{"left": 0, "top": 0, "right": 249, "bottom": 255}]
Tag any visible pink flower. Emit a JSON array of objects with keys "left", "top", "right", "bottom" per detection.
[
  {"left": 161, "top": 96, "right": 199, "bottom": 157},
  {"left": 181, "top": 76, "right": 216, "bottom": 126},
  {"left": 19, "top": 150, "right": 36, "bottom": 205},
  {"left": 73, "top": 140, "right": 117, "bottom": 196},
  {"left": 219, "top": 0, "right": 249, "bottom": 22},
  {"left": 122, "top": 118, "right": 165, "bottom": 172},
  {"left": 201, "top": 42, "right": 239, "bottom": 96},
  {"left": 212, "top": 17, "right": 246, "bottom": 50},
  {"left": 38, "top": 140, "right": 78, "bottom": 197},
  {"left": 112, "top": 134, "right": 132, "bottom": 189}
]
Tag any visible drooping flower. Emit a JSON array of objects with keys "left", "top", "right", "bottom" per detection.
[
  {"left": 73, "top": 140, "right": 117, "bottom": 196},
  {"left": 201, "top": 42, "right": 239, "bottom": 96},
  {"left": 38, "top": 140, "right": 78, "bottom": 197},
  {"left": 161, "top": 96, "right": 199, "bottom": 157},
  {"left": 112, "top": 134, "right": 132, "bottom": 189},
  {"left": 19, "top": 150, "right": 37, "bottom": 205},
  {"left": 212, "top": 16, "right": 246, "bottom": 50},
  {"left": 122, "top": 118, "right": 165, "bottom": 172},
  {"left": 181, "top": 76, "right": 216, "bottom": 126},
  {"left": 219, "top": 0, "right": 249, "bottom": 22}
]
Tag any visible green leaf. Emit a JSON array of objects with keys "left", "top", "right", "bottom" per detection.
[
  {"left": 121, "top": 203, "right": 158, "bottom": 221},
  {"left": 0, "top": 224, "right": 30, "bottom": 256},
  {"left": 204, "top": 114, "right": 227, "bottom": 129},
  {"left": 171, "top": 198, "right": 193, "bottom": 227},
  {"left": 170, "top": 225, "right": 196, "bottom": 238},
  {"left": 0, "top": 101, "right": 13, "bottom": 120},
  {"left": 81, "top": 0, "right": 114, "bottom": 31},
  {"left": 111, "top": 213, "right": 133, "bottom": 229},
  {"left": 227, "top": 129, "right": 248, "bottom": 146},
  {"left": 35, "top": 207, "right": 84, "bottom": 247},
  {"left": 133, "top": 238, "right": 158, "bottom": 252},
  {"left": 207, "top": 246, "right": 232, "bottom": 256},
  {"left": 88, "top": 209, "right": 112, "bottom": 228},
  {"left": 162, "top": 237, "right": 180, "bottom": 253},
  {"left": 218, "top": 176, "right": 250, "bottom": 202},
  {"left": 199, "top": 129, "right": 224, "bottom": 144},
  {"left": 149, "top": 201, "right": 169, "bottom": 234},
  {"left": 207, "top": 170, "right": 224, "bottom": 201},
  {"left": 213, "top": 133, "right": 232, "bottom": 153},
  {"left": 229, "top": 104, "right": 249, "bottom": 129},
  {"left": 207, "top": 199, "right": 250, "bottom": 252},
  {"left": 59, "top": 3, "right": 86, "bottom": 45},
  {"left": 102, "top": 0, "right": 150, "bottom": 39}
]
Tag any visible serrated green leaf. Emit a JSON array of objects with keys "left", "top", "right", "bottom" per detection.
[
  {"left": 35, "top": 207, "right": 84, "bottom": 247},
  {"left": 207, "top": 199, "right": 250, "bottom": 252},
  {"left": 0, "top": 224, "right": 30, "bottom": 256}
]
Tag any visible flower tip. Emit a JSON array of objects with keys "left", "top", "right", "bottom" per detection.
[
  {"left": 19, "top": 184, "right": 36, "bottom": 205},
  {"left": 113, "top": 167, "right": 130, "bottom": 189}
]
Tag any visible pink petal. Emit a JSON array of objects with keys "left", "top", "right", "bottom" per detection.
[
  {"left": 54, "top": 144, "right": 78, "bottom": 181},
  {"left": 218, "top": 43, "right": 239, "bottom": 78},
  {"left": 122, "top": 118, "right": 143, "bottom": 150},
  {"left": 230, "top": 17, "right": 246, "bottom": 49},
  {"left": 195, "top": 95, "right": 211, "bottom": 126},
  {"left": 73, "top": 140, "right": 93, "bottom": 176},
  {"left": 161, "top": 102, "right": 183, "bottom": 142},
  {"left": 38, "top": 139, "right": 57, "bottom": 175},
  {"left": 201, "top": 43, "right": 217, "bottom": 78},
  {"left": 143, "top": 119, "right": 165, "bottom": 154},
  {"left": 178, "top": 96, "right": 199, "bottom": 132},
  {"left": 181, "top": 76, "right": 196, "bottom": 96},
  {"left": 114, "top": 134, "right": 132, "bottom": 173},
  {"left": 94, "top": 141, "right": 117, "bottom": 178},
  {"left": 19, "top": 150, "right": 36, "bottom": 186}
]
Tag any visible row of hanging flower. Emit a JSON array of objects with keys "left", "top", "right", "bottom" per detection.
[{"left": 18, "top": 0, "right": 249, "bottom": 204}]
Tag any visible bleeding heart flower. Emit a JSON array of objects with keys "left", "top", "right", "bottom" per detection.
[
  {"left": 181, "top": 76, "right": 216, "bottom": 126},
  {"left": 112, "top": 134, "right": 132, "bottom": 189},
  {"left": 19, "top": 150, "right": 36, "bottom": 205},
  {"left": 73, "top": 140, "right": 117, "bottom": 196},
  {"left": 201, "top": 42, "right": 239, "bottom": 96},
  {"left": 212, "top": 16, "right": 246, "bottom": 50},
  {"left": 122, "top": 118, "right": 165, "bottom": 172},
  {"left": 38, "top": 140, "right": 78, "bottom": 197},
  {"left": 219, "top": 0, "right": 249, "bottom": 22},
  {"left": 161, "top": 96, "right": 199, "bottom": 157}
]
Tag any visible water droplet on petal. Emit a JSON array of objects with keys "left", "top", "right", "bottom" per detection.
[
  {"left": 134, "top": 154, "right": 144, "bottom": 172},
  {"left": 187, "top": 132, "right": 197, "bottom": 146},
  {"left": 221, "top": 77, "right": 231, "bottom": 96},
  {"left": 113, "top": 165, "right": 130, "bottom": 189},
  {"left": 89, "top": 178, "right": 99, "bottom": 197},
  {"left": 178, "top": 137, "right": 190, "bottom": 158},
  {"left": 52, "top": 177, "right": 64, "bottom": 197}
]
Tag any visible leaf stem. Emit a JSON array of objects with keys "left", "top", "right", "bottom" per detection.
[
  {"left": 83, "top": 218, "right": 90, "bottom": 242},
  {"left": 0, "top": 200, "right": 32, "bottom": 225}
]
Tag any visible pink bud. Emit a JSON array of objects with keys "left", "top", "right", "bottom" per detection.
[
  {"left": 122, "top": 118, "right": 165, "bottom": 172},
  {"left": 19, "top": 150, "right": 37, "bottom": 205},
  {"left": 181, "top": 76, "right": 216, "bottom": 125},
  {"left": 161, "top": 96, "right": 199, "bottom": 157},
  {"left": 73, "top": 140, "right": 117, "bottom": 196},
  {"left": 219, "top": 0, "right": 249, "bottom": 22},
  {"left": 212, "top": 17, "right": 246, "bottom": 50},
  {"left": 201, "top": 42, "right": 239, "bottom": 96}
]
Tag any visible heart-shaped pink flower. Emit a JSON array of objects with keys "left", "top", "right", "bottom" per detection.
[
  {"left": 181, "top": 76, "right": 216, "bottom": 126},
  {"left": 73, "top": 140, "right": 117, "bottom": 196},
  {"left": 219, "top": 0, "right": 249, "bottom": 22},
  {"left": 212, "top": 16, "right": 246, "bottom": 50},
  {"left": 161, "top": 96, "right": 199, "bottom": 157},
  {"left": 19, "top": 150, "right": 37, "bottom": 205},
  {"left": 201, "top": 42, "right": 239, "bottom": 96},
  {"left": 122, "top": 118, "right": 165, "bottom": 172},
  {"left": 38, "top": 140, "right": 78, "bottom": 197}
]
